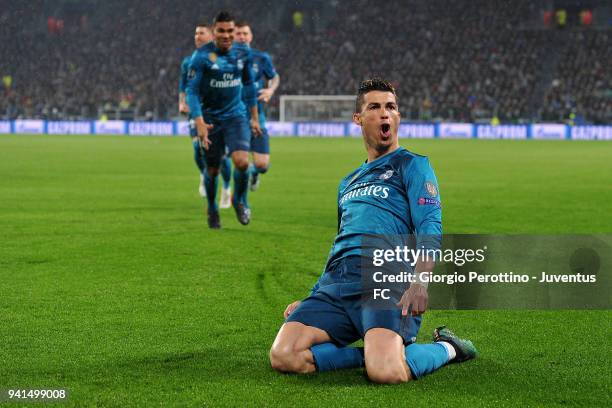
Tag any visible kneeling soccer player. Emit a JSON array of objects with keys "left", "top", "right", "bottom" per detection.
[{"left": 269, "top": 78, "right": 477, "bottom": 383}]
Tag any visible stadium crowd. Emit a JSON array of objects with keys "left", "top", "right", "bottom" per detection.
[
  {"left": 540, "top": 30, "right": 610, "bottom": 124},
  {"left": 1, "top": 0, "right": 609, "bottom": 123}
]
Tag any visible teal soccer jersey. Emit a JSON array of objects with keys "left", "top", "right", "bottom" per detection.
[
  {"left": 241, "top": 47, "right": 277, "bottom": 127},
  {"left": 325, "top": 147, "right": 442, "bottom": 273},
  {"left": 290, "top": 147, "right": 438, "bottom": 344},
  {"left": 186, "top": 42, "right": 257, "bottom": 122},
  {"left": 179, "top": 56, "right": 190, "bottom": 94},
  {"left": 179, "top": 55, "right": 198, "bottom": 120}
]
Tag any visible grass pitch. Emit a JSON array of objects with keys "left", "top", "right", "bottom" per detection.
[{"left": 0, "top": 135, "right": 610, "bottom": 407}]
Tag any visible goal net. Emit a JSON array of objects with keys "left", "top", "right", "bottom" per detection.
[{"left": 279, "top": 95, "right": 356, "bottom": 122}]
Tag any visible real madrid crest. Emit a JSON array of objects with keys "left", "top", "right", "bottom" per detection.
[
  {"left": 208, "top": 52, "right": 217, "bottom": 62},
  {"left": 425, "top": 181, "right": 438, "bottom": 197},
  {"left": 379, "top": 170, "right": 394, "bottom": 180}
]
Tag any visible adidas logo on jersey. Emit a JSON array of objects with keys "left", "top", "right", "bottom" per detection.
[{"left": 211, "top": 63, "right": 219, "bottom": 70}]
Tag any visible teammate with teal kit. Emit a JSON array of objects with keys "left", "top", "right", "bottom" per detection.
[
  {"left": 179, "top": 24, "right": 232, "bottom": 207},
  {"left": 235, "top": 21, "right": 280, "bottom": 191},
  {"left": 186, "top": 11, "right": 261, "bottom": 228},
  {"left": 270, "top": 79, "right": 477, "bottom": 383},
  {"left": 179, "top": 25, "right": 212, "bottom": 197}
]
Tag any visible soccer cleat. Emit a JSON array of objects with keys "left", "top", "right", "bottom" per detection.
[
  {"left": 219, "top": 187, "right": 232, "bottom": 209},
  {"left": 232, "top": 200, "right": 251, "bottom": 225},
  {"left": 433, "top": 326, "right": 477, "bottom": 363},
  {"left": 249, "top": 172, "right": 260, "bottom": 191},
  {"left": 207, "top": 210, "right": 221, "bottom": 229},
  {"left": 199, "top": 174, "right": 207, "bottom": 197}
]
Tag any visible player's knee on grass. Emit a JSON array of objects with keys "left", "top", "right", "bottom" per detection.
[
  {"left": 269, "top": 345, "right": 311, "bottom": 374},
  {"left": 269, "top": 322, "right": 326, "bottom": 374},
  {"left": 365, "top": 355, "right": 411, "bottom": 384},
  {"left": 364, "top": 328, "right": 412, "bottom": 384},
  {"left": 269, "top": 337, "right": 315, "bottom": 374}
]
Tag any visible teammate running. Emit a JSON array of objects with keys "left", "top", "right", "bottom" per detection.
[
  {"left": 179, "top": 25, "right": 212, "bottom": 197},
  {"left": 186, "top": 11, "right": 261, "bottom": 228},
  {"left": 235, "top": 21, "right": 280, "bottom": 191},
  {"left": 179, "top": 24, "right": 233, "bottom": 206}
]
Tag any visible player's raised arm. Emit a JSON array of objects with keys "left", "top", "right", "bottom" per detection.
[
  {"left": 241, "top": 51, "right": 262, "bottom": 136},
  {"left": 397, "top": 156, "right": 443, "bottom": 315},
  {"left": 186, "top": 53, "right": 213, "bottom": 149}
]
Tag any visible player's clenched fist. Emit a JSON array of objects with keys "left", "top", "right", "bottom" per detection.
[{"left": 283, "top": 300, "right": 301, "bottom": 319}]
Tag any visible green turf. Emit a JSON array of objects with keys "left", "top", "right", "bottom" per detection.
[{"left": 0, "top": 135, "right": 610, "bottom": 407}]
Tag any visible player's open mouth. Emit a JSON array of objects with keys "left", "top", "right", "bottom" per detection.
[{"left": 380, "top": 123, "right": 391, "bottom": 139}]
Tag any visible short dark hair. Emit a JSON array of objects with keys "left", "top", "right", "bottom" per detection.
[
  {"left": 235, "top": 20, "right": 249, "bottom": 28},
  {"left": 213, "top": 11, "right": 234, "bottom": 25},
  {"left": 355, "top": 78, "right": 397, "bottom": 113},
  {"left": 196, "top": 23, "right": 211, "bottom": 30}
]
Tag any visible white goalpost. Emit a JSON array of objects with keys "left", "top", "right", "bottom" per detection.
[{"left": 279, "top": 95, "right": 356, "bottom": 122}]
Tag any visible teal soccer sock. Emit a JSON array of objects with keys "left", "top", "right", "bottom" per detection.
[
  {"left": 253, "top": 164, "right": 268, "bottom": 174},
  {"left": 311, "top": 342, "right": 450, "bottom": 375},
  {"left": 204, "top": 173, "right": 218, "bottom": 212},
  {"left": 311, "top": 343, "right": 364, "bottom": 372},
  {"left": 220, "top": 157, "right": 231, "bottom": 189},
  {"left": 404, "top": 343, "right": 450, "bottom": 379},
  {"left": 232, "top": 167, "right": 249, "bottom": 206},
  {"left": 192, "top": 139, "right": 206, "bottom": 173}
]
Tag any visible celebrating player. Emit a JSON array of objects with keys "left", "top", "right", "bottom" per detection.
[
  {"left": 179, "top": 24, "right": 233, "bottom": 207},
  {"left": 186, "top": 11, "right": 261, "bottom": 228},
  {"left": 179, "top": 25, "right": 212, "bottom": 197},
  {"left": 269, "top": 79, "right": 477, "bottom": 383},
  {"left": 235, "top": 21, "right": 280, "bottom": 191}
]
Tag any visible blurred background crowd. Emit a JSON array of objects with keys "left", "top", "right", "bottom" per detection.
[{"left": 1, "top": 0, "right": 610, "bottom": 123}]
